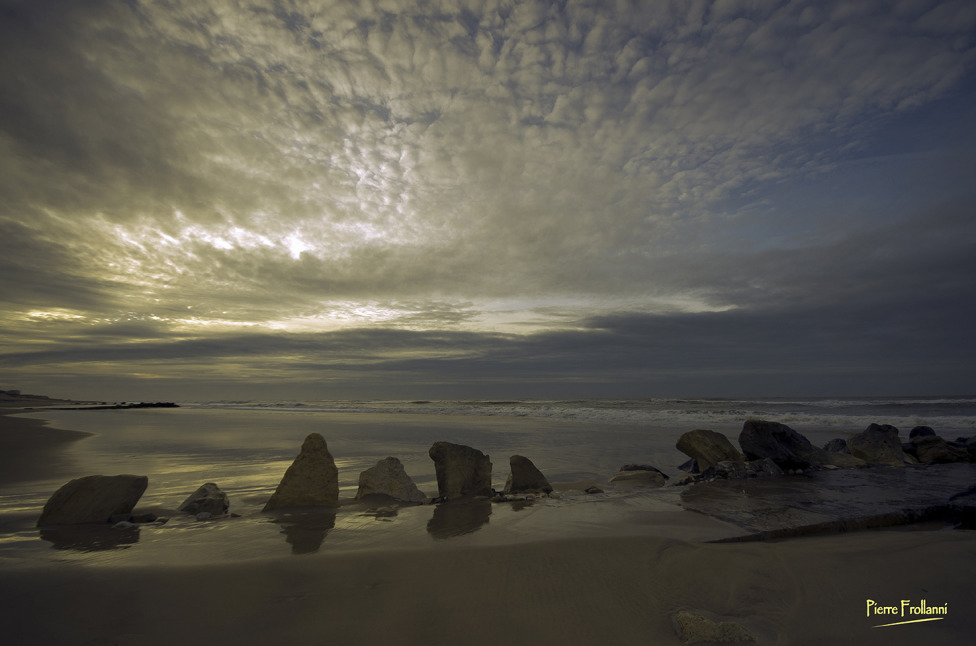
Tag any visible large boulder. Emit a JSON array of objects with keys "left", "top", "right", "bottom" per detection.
[
  {"left": 264, "top": 433, "right": 339, "bottom": 511},
  {"left": 503, "top": 455, "right": 553, "bottom": 494},
  {"left": 428, "top": 442, "right": 492, "bottom": 499},
  {"left": 179, "top": 482, "right": 229, "bottom": 516},
  {"left": 37, "top": 475, "right": 148, "bottom": 526},
  {"left": 356, "top": 457, "right": 427, "bottom": 503},
  {"left": 609, "top": 464, "right": 669, "bottom": 488},
  {"left": 847, "top": 424, "right": 908, "bottom": 466},
  {"left": 911, "top": 434, "right": 970, "bottom": 464},
  {"left": 738, "top": 420, "right": 819, "bottom": 470},
  {"left": 676, "top": 429, "right": 744, "bottom": 472}
]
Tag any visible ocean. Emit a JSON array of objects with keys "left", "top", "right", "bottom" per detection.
[{"left": 3, "top": 396, "right": 974, "bottom": 564}]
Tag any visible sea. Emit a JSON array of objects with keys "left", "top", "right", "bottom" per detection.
[{"left": 2, "top": 396, "right": 974, "bottom": 564}]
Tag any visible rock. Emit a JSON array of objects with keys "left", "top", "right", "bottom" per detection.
[
  {"left": 910, "top": 426, "right": 936, "bottom": 439},
  {"left": 179, "top": 482, "right": 230, "bottom": 516},
  {"left": 131, "top": 513, "right": 158, "bottom": 524},
  {"left": 738, "top": 420, "right": 823, "bottom": 470},
  {"left": 428, "top": 441, "right": 492, "bottom": 499},
  {"left": 584, "top": 486, "right": 604, "bottom": 494},
  {"left": 37, "top": 475, "right": 149, "bottom": 526},
  {"left": 196, "top": 512, "right": 213, "bottom": 521},
  {"left": 610, "top": 465, "right": 669, "bottom": 488},
  {"left": 705, "top": 458, "right": 784, "bottom": 480},
  {"left": 823, "top": 438, "right": 850, "bottom": 454},
  {"left": 503, "top": 455, "right": 553, "bottom": 494},
  {"left": 911, "top": 434, "right": 970, "bottom": 464},
  {"left": 847, "top": 424, "right": 908, "bottom": 466},
  {"left": 677, "top": 458, "right": 699, "bottom": 473},
  {"left": 356, "top": 457, "right": 427, "bottom": 503},
  {"left": 672, "top": 610, "right": 756, "bottom": 644},
  {"left": 676, "top": 429, "right": 744, "bottom": 472},
  {"left": 263, "top": 433, "right": 339, "bottom": 511}
]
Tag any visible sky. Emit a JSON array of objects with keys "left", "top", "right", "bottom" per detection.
[{"left": 1, "top": 0, "right": 975, "bottom": 402}]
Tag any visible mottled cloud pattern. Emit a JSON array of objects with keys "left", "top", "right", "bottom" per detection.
[{"left": 1, "top": 0, "right": 974, "bottom": 399}]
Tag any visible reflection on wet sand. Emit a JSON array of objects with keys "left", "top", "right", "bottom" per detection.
[
  {"left": 40, "top": 525, "right": 140, "bottom": 552},
  {"left": 271, "top": 511, "right": 337, "bottom": 554},
  {"left": 427, "top": 499, "right": 491, "bottom": 539}
]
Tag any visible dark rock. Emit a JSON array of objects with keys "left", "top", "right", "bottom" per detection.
[
  {"left": 909, "top": 426, "right": 936, "bottom": 439},
  {"left": 428, "top": 441, "right": 492, "bottom": 499},
  {"left": 823, "top": 438, "right": 850, "bottom": 454},
  {"left": 610, "top": 464, "right": 669, "bottom": 488},
  {"left": 847, "top": 424, "right": 908, "bottom": 466},
  {"left": 503, "top": 455, "right": 553, "bottom": 494},
  {"left": 584, "top": 486, "right": 604, "bottom": 494},
  {"left": 179, "top": 482, "right": 230, "bottom": 516},
  {"left": 263, "top": 433, "right": 339, "bottom": 511},
  {"left": 356, "top": 457, "right": 427, "bottom": 503},
  {"left": 37, "top": 475, "right": 149, "bottom": 526},
  {"left": 912, "top": 434, "right": 969, "bottom": 464},
  {"left": 738, "top": 420, "right": 820, "bottom": 470},
  {"left": 677, "top": 458, "right": 699, "bottom": 473},
  {"left": 676, "top": 429, "right": 744, "bottom": 472}
]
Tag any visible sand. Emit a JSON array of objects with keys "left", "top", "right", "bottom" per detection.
[{"left": 2, "top": 412, "right": 975, "bottom": 645}]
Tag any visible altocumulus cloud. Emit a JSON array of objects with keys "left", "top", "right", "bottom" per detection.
[{"left": 1, "top": 0, "right": 974, "bottom": 399}]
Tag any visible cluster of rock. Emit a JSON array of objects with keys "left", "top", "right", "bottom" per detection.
[
  {"left": 673, "top": 420, "right": 976, "bottom": 484},
  {"left": 36, "top": 422, "right": 976, "bottom": 527}
]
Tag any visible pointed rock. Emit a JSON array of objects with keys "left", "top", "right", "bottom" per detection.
[
  {"left": 264, "top": 433, "right": 339, "bottom": 511},
  {"left": 179, "top": 482, "right": 230, "bottom": 516},
  {"left": 503, "top": 455, "right": 552, "bottom": 494},
  {"left": 356, "top": 457, "right": 427, "bottom": 503},
  {"left": 37, "top": 475, "right": 148, "bottom": 526},
  {"left": 428, "top": 441, "right": 492, "bottom": 499}
]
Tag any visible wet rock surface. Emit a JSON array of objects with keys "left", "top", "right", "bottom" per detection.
[{"left": 681, "top": 462, "right": 976, "bottom": 540}]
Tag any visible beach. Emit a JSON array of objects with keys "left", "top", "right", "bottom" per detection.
[{"left": 2, "top": 402, "right": 975, "bottom": 645}]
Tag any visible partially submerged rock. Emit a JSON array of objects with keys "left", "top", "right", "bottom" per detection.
[
  {"left": 264, "top": 433, "right": 339, "bottom": 511},
  {"left": 179, "top": 482, "right": 229, "bottom": 516},
  {"left": 847, "top": 424, "right": 909, "bottom": 466},
  {"left": 912, "top": 434, "right": 970, "bottom": 464},
  {"left": 672, "top": 610, "right": 755, "bottom": 644},
  {"left": 739, "top": 420, "right": 820, "bottom": 470},
  {"left": 676, "top": 429, "right": 744, "bottom": 472},
  {"left": 739, "top": 420, "right": 862, "bottom": 470},
  {"left": 356, "top": 457, "right": 427, "bottom": 504},
  {"left": 37, "top": 475, "right": 148, "bottom": 526},
  {"left": 428, "top": 441, "right": 492, "bottom": 499},
  {"left": 503, "top": 455, "right": 552, "bottom": 494},
  {"left": 610, "top": 464, "right": 669, "bottom": 488}
]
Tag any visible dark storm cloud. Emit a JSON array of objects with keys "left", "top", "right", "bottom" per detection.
[{"left": 2, "top": 0, "right": 975, "bottom": 398}]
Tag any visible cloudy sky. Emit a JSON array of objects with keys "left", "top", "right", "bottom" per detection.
[{"left": 2, "top": 0, "right": 975, "bottom": 401}]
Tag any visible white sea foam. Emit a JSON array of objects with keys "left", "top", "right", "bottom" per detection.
[{"left": 186, "top": 397, "right": 976, "bottom": 434}]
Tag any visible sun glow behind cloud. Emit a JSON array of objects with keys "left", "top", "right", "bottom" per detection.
[{"left": 1, "top": 0, "right": 975, "bottom": 399}]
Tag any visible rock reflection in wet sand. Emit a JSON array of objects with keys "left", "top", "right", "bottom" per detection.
[
  {"left": 427, "top": 499, "right": 491, "bottom": 539},
  {"left": 271, "top": 511, "right": 337, "bottom": 554},
  {"left": 40, "top": 525, "right": 140, "bottom": 552}
]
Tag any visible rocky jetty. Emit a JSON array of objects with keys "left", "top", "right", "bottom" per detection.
[
  {"left": 676, "top": 429, "right": 744, "bottom": 472},
  {"left": 263, "top": 433, "right": 339, "bottom": 511},
  {"left": 356, "top": 457, "right": 427, "bottom": 503},
  {"left": 609, "top": 464, "right": 669, "bottom": 488},
  {"left": 428, "top": 441, "right": 492, "bottom": 499},
  {"left": 37, "top": 475, "right": 148, "bottom": 526},
  {"left": 179, "top": 482, "right": 230, "bottom": 516},
  {"left": 502, "top": 455, "right": 553, "bottom": 494}
]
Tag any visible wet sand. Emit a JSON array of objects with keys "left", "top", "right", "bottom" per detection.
[
  {"left": 0, "top": 410, "right": 91, "bottom": 487},
  {"left": 2, "top": 410, "right": 975, "bottom": 645},
  {"left": 3, "top": 529, "right": 974, "bottom": 645}
]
